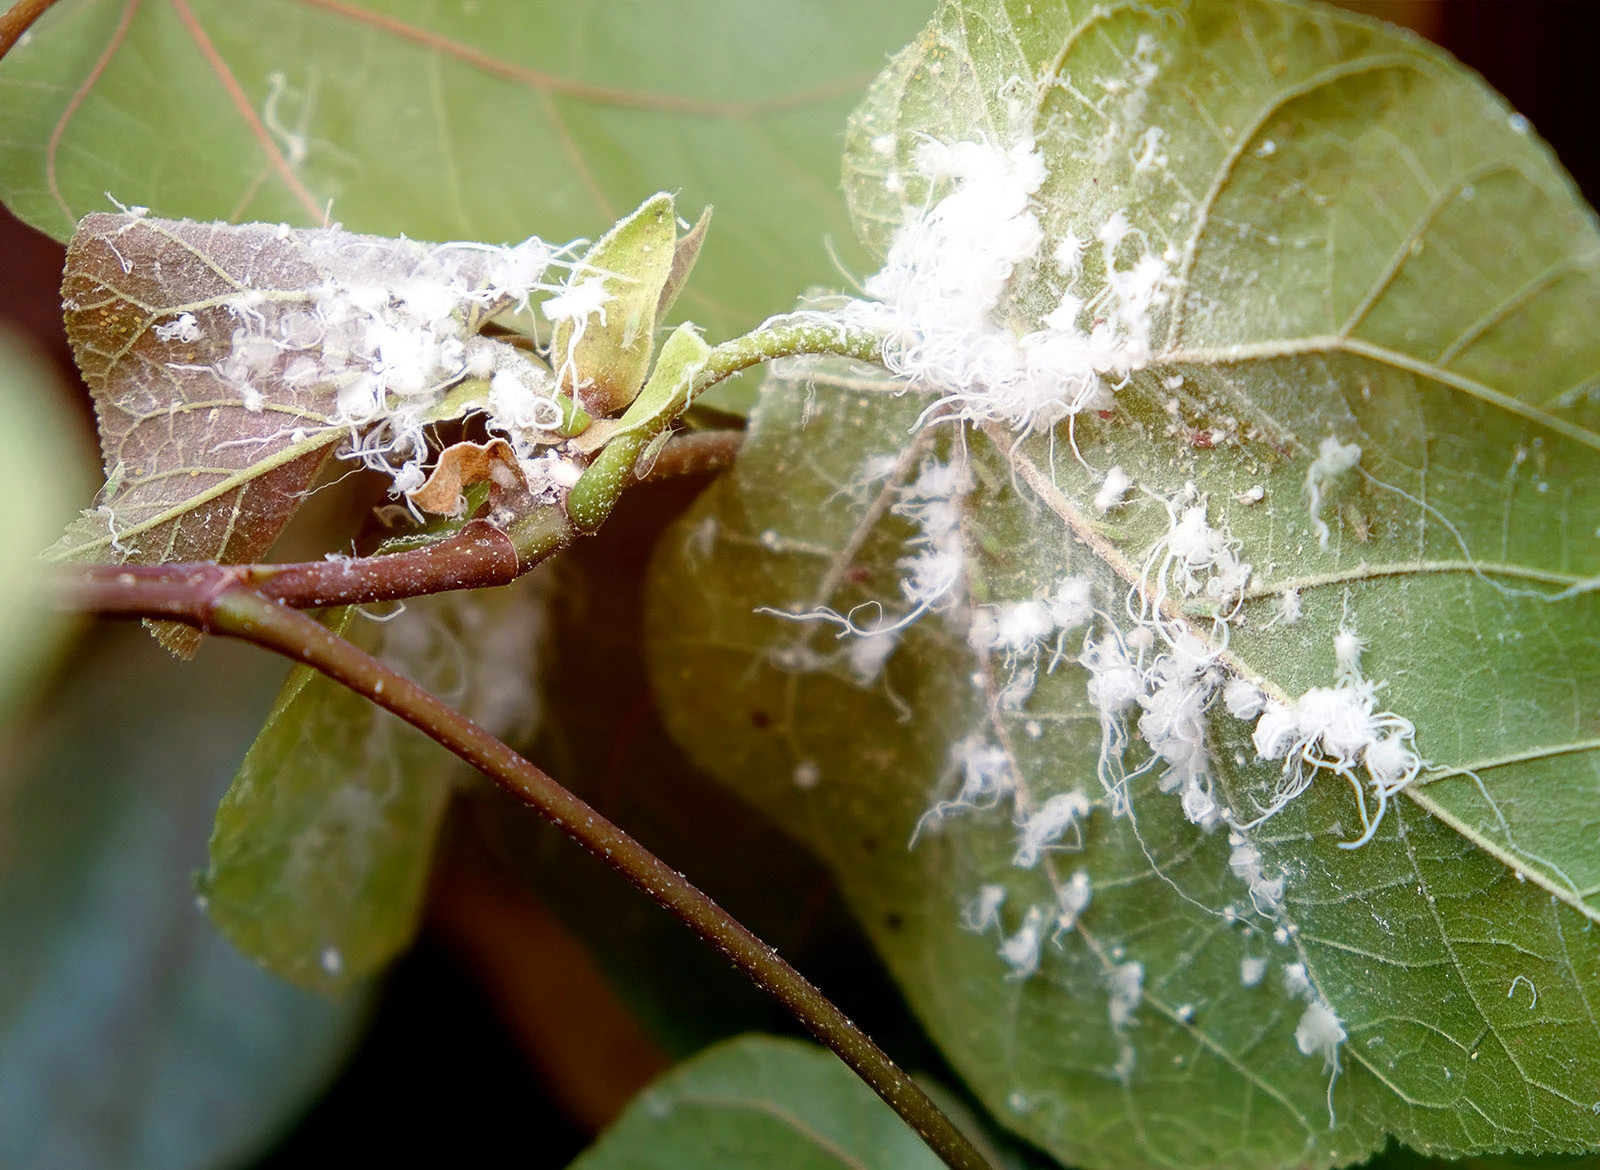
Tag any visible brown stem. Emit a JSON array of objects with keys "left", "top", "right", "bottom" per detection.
[
  {"left": 0, "top": 0, "right": 59, "bottom": 61},
  {"left": 65, "top": 427, "right": 741, "bottom": 613},
  {"left": 92, "top": 585, "right": 992, "bottom": 1170},
  {"left": 635, "top": 427, "right": 743, "bottom": 481}
]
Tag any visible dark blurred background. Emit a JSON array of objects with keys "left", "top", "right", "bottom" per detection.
[{"left": 2, "top": 2, "right": 1597, "bottom": 1167}]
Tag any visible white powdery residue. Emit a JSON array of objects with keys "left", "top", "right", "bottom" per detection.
[
  {"left": 1240, "top": 955, "right": 1268, "bottom": 988},
  {"left": 1093, "top": 465, "right": 1134, "bottom": 512},
  {"left": 1108, "top": 959, "right": 1144, "bottom": 1029},
  {"left": 1305, "top": 436, "right": 1362, "bottom": 550},
  {"left": 1012, "top": 790, "right": 1090, "bottom": 868},
  {"left": 963, "top": 883, "right": 1007, "bottom": 933},
  {"left": 793, "top": 760, "right": 820, "bottom": 790},
  {"left": 999, "top": 905, "right": 1048, "bottom": 979},
  {"left": 1055, "top": 868, "right": 1092, "bottom": 935},
  {"left": 1131, "top": 125, "right": 1167, "bottom": 174}
]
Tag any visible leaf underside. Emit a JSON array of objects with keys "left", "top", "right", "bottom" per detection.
[
  {"left": 203, "top": 578, "right": 550, "bottom": 995},
  {"left": 647, "top": 3, "right": 1600, "bottom": 1168}
]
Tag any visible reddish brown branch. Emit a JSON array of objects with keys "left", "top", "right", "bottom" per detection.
[
  {"left": 0, "top": 0, "right": 61, "bottom": 61},
  {"left": 84, "top": 584, "right": 993, "bottom": 1170},
  {"left": 66, "top": 428, "right": 741, "bottom": 613},
  {"left": 636, "top": 427, "right": 742, "bottom": 480},
  {"left": 69, "top": 519, "right": 528, "bottom": 614}
]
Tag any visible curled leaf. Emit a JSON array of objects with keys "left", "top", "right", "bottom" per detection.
[
  {"left": 409, "top": 439, "right": 526, "bottom": 516},
  {"left": 551, "top": 194, "right": 679, "bottom": 416}
]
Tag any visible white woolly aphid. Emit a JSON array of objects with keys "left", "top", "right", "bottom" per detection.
[
  {"left": 1054, "top": 868, "right": 1093, "bottom": 936},
  {"left": 760, "top": 456, "right": 971, "bottom": 644},
  {"left": 999, "top": 904, "right": 1048, "bottom": 979},
  {"left": 962, "top": 883, "right": 1007, "bottom": 933},
  {"left": 1093, "top": 465, "right": 1135, "bottom": 512},
  {"left": 1305, "top": 436, "right": 1362, "bottom": 550},
  {"left": 1012, "top": 790, "right": 1091, "bottom": 868},
  {"left": 1226, "top": 831, "right": 1285, "bottom": 916},
  {"left": 1242, "top": 628, "right": 1426, "bottom": 848},
  {"left": 1107, "top": 960, "right": 1144, "bottom": 1029}
]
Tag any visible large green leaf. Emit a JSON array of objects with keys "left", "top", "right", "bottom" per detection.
[
  {"left": 646, "top": 2, "right": 1600, "bottom": 1168},
  {"left": 568, "top": 1034, "right": 946, "bottom": 1170},
  {"left": 0, "top": 0, "right": 932, "bottom": 369},
  {"left": 202, "top": 577, "right": 549, "bottom": 994},
  {"left": 0, "top": 627, "right": 364, "bottom": 1169}
]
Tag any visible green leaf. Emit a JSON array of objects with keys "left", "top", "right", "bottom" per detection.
[
  {"left": 0, "top": 626, "right": 364, "bottom": 1169},
  {"left": 569, "top": 1034, "right": 946, "bottom": 1170},
  {"left": 646, "top": 3, "right": 1600, "bottom": 1168},
  {"left": 202, "top": 578, "right": 549, "bottom": 994},
  {"left": 0, "top": 0, "right": 935, "bottom": 412},
  {"left": 554, "top": 192, "right": 678, "bottom": 416},
  {"left": 0, "top": 328, "right": 92, "bottom": 728}
]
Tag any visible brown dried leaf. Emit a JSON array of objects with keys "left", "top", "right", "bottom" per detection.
[{"left": 410, "top": 439, "right": 526, "bottom": 516}]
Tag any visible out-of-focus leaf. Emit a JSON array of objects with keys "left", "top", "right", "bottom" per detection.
[
  {"left": 0, "top": 327, "right": 91, "bottom": 727},
  {"left": 568, "top": 1033, "right": 945, "bottom": 1170},
  {"left": 647, "top": 2, "right": 1600, "bottom": 1168},
  {"left": 0, "top": 0, "right": 936, "bottom": 411},
  {"left": 0, "top": 626, "right": 364, "bottom": 1170},
  {"left": 203, "top": 577, "right": 550, "bottom": 995}
]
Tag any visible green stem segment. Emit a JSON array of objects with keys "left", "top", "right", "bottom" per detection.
[
  {"left": 169, "top": 589, "right": 989, "bottom": 1170},
  {"left": 568, "top": 318, "right": 884, "bottom": 533}
]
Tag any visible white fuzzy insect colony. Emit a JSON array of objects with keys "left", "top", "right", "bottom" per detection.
[
  {"left": 755, "top": 81, "right": 1429, "bottom": 1096},
  {"left": 141, "top": 220, "right": 589, "bottom": 501}
]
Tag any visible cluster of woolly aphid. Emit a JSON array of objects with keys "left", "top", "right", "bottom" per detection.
[
  {"left": 147, "top": 217, "right": 610, "bottom": 507},
  {"left": 772, "top": 121, "right": 1434, "bottom": 1096}
]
